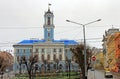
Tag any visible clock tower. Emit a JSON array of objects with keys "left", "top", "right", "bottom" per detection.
[{"left": 43, "top": 5, "right": 55, "bottom": 41}]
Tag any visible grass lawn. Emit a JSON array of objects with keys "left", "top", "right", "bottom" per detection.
[{"left": 14, "top": 72, "right": 80, "bottom": 79}]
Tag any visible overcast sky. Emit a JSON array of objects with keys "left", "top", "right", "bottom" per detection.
[{"left": 0, "top": 0, "right": 120, "bottom": 51}]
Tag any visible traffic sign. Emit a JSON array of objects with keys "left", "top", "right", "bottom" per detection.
[{"left": 92, "top": 56, "right": 96, "bottom": 61}]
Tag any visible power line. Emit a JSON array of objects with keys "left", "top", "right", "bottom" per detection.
[{"left": 0, "top": 25, "right": 120, "bottom": 29}]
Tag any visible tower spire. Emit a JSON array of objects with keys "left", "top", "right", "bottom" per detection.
[
  {"left": 48, "top": 3, "right": 51, "bottom": 11},
  {"left": 44, "top": 3, "right": 54, "bottom": 41}
]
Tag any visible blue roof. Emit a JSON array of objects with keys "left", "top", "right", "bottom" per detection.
[
  {"left": 18, "top": 39, "right": 78, "bottom": 45},
  {"left": 18, "top": 40, "right": 46, "bottom": 44}
]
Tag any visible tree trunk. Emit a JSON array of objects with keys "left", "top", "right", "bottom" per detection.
[
  {"left": 28, "top": 71, "right": 32, "bottom": 79},
  {"left": 81, "top": 66, "right": 85, "bottom": 79}
]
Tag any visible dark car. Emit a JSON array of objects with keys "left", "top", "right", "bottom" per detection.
[
  {"left": 104, "top": 71, "right": 113, "bottom": 78},
  {"left": 91, "top": 67, "right": 94, "bottom": 71}
]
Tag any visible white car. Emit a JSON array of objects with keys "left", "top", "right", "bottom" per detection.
[{"left": 104, "top": 71, "right": 113, "bottom": 78}]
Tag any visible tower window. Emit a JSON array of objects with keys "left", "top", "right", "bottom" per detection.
[
  {"left": 48, "top": 33, "right": 50, "bottom": 37},
  {"left": 48, "top": 17, "right": 50, "bottom": 25}
]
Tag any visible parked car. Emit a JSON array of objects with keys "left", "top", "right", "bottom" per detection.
[{"left": 104, "top": 71, "right": 113, "bottom": 78}]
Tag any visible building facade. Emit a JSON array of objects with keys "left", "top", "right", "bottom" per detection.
[
  {"left": 13, "top": 7, "right": 78, "bottom": 73},
  {"left": 102, "top": 28, "right": 120, "bottom": 72}
]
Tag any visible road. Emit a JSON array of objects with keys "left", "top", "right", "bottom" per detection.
[
  {"left": 0, "top": 71, "right": 15, "bottom": 79},
  {"left": 88, "top": 69, "right": 114, "bottom": 79}
]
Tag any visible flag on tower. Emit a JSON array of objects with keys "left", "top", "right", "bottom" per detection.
[{"left": 49, "top": 3, "right": 51, "bottom": 6}]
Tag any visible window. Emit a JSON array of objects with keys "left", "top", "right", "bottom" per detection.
[
  {"left": 42, "top": 54, "right": 44, "bottom": 61},
  {"left": 65, "top": 56, "right": 68, "bottom": 60},
  {"left": 17, "top": 49, "right": 19, "bottom": 53},
  {"left": 65, "top": 49, "right": 67, "bottom": 53},
  {"left": 35, "top": 48, "right": 39, "bottom": 53},
  {"left": 47, "top": 54, "right": 50, "bottom": 60},
  {"left": 42, "top": 48, "right": 44, "bottom": 53},
  {"left": 48, "top": 33, "right": 50, "bottom": 37},
  {"left": 59, "top": 54, "right": 62, "bottom": 60},
  {"left": 23, "top": 49, "right": 26, "bottom": 53},
  {"left": 59, "top": 64, "right": 62, "bottom": 69},
  {"left": 47, "top": 17, "right": 50, "bottom": 25},
  {"left": 53, "top": 54, "right": 56, "bottom": 60},
  {"left": 53, "top": 48, "right": 56, "bottom": 52},
  {"left": 59, "top": 48, "right": 62, "bottom": 52},
  {"left": 17, "top": 56, "right": 20, "bottom": 61},
  {"left": 46, "top": 48, "right": 51, "bottom": 53},
  {"left": 30, "top": 49, "right": 32, "bottom": 53}
]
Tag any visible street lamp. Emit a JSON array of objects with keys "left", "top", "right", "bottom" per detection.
[
  {"left": 68, "top": 59, "right": 71, "bottom": 79},
  {"left": 35, "top": 64, "right": 38, "bottom": 78},
  {"left": 66, "top": 19, "right": 101, "bottom": 79}
]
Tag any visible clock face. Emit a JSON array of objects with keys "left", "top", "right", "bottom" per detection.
[{"left": 47, "top": 28, "right": 51, "bottom": 31}]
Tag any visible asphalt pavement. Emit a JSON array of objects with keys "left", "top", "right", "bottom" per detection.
[{"left": 88, "top": 69, "right": 120, "bottom": 79}]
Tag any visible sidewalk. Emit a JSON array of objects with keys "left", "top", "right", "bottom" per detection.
[{"left": 112, "top": 72, "right": 120, "bottom": 79}]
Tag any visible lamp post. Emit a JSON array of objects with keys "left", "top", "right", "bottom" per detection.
[
  {"left": 66, "top": 19, "right": 101, "bottom": 79},
  {"left": 35, "top": 64, "right": 38, "bottom": 78},
  {"left": 68, "top": 59, "right": 71, "bottom": 79}
]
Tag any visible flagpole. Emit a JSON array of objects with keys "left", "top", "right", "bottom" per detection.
[{"left": 48, "top": 3, "right": 51, "bottom": 10}]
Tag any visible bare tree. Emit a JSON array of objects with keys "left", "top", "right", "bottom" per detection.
[
  {"left": 70, "top": 44, "right": 91, "bottom": 79},
  {"left": 21, "top": 55, "right": 38, "bottom": 79},
  {"left": 55, "top": 59, "right": 59, "bottom": 71}
]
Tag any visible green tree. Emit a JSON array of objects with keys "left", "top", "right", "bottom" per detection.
[
  {"left": 55, "top": 58, "right": 59, "bottom": 71},
  {"left": 70, "top": 44, "right": 91, "bottom": 79}
]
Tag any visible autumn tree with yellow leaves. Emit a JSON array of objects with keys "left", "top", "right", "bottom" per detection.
[{"left": 0, "top": 51, "right": 13, "bottom": 72}]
